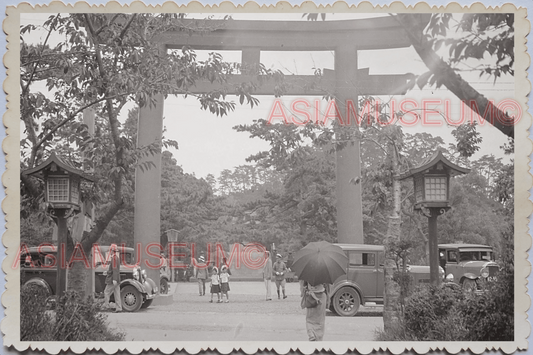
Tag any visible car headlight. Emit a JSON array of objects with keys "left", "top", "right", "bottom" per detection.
[
  {"left": 141, "top": 269, "right": 147, "bottom": 282},
  {"left": 480, "top": 267, "right": 489, "bottom": 278},
  {"left": 133, "top": 267, "right": 140, "bottom": 281},
  {"left": 446, "top": 273, "right": 454, "bottom": 282}
]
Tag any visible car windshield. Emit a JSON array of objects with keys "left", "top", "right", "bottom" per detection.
[{"left": 459, "top": 250, "right": 493, "bottom": 262}]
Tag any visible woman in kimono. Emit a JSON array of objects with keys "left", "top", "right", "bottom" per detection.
[{"left": 300, "top": 281, "right": 330, "bottom": 341}]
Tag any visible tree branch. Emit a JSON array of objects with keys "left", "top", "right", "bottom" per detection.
[{"left": 393, "top": 14, "right": 514, "bottom": 139}]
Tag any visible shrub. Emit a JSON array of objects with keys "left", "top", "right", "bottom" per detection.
[
  {"left": 402, "top": 284, "right": 469, "bottom": 341},
  {"left": 20, "top": 286, "right": 125, "bottom": 341},
  {"left": 53, "top": 291, "right": 125, "bottom": 341},
  {"left": 20, "top": 284, "right": 53, "bottom": 341},
  {"left": 383, "top": 272, "right": 514, "bottom": 341},
  {"left": 458, "top": 271, "right": 514, "bottom": 341}
]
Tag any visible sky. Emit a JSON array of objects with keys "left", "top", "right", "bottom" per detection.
[{"left": 20, "top": 12, "right": 514, "bottom": 179}]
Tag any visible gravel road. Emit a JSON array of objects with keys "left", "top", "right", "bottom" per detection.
[{"left": 105, "top": 281, "right": 384, "bottom": 342}]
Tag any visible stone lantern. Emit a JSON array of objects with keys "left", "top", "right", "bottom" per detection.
[
  {"left": 399, "top": 150, "right": 470, "bottom": 284},
  {"left": 24, "top": 152, "right": 94, "bottom": 297}
]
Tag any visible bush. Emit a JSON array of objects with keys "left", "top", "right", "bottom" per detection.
[
  {"left": 402, "top": 284, "right": 469, "bottom": 341},
  {"left": 20, "top": 284, "right": 53, "bottom": 341},
  {"left": 21, "top": 286, "right": 125, "bottom": 341},
  {"left": 379, "top": 272, "right": 514, "bottom": 341},
  {"left": 458, "top": 272, "right": 514, "bottom": 341}
]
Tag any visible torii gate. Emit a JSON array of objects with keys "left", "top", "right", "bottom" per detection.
[{"left": 135, "top": 16, "right": 415, "bottom": 283}]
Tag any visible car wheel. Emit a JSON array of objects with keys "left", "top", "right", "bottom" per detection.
[
  {"left": 141, "top": 299, "right": 153, "bottom": 309},
  {"left": 333, "top": 287, "right": 360, "bottom": 317},
  {"left": 160, "top": 278, "right": 169, "bottom": 294},
  {"left": 462, "top": 278, "right": 477, "bottom": 292},
  {"left": 121, "top": 285, "right": 143, "bottom": 312}
]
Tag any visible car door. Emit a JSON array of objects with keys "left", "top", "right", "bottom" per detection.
[
  {"left": 347, "top": 250, "right": 379, "bottom": 299},
  {"left": 444, "top": 248, "right": 460, "bottom": 281}
]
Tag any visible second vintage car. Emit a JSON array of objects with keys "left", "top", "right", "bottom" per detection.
[
  {"left": 438, "top": 243, "right": 499, "bottom": 291},
  {"left": 21, "top": 244, "right": 158, "bottom": 312}
]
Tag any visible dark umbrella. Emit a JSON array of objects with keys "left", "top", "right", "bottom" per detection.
[{"left": 291, "top": 241, "right": 348, "bottom": 286}]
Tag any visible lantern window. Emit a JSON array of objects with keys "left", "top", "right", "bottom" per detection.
[
  {"left": 47, "top": 177, "right": 70, "bottom": 202},
  {"left": 425, "top": 176, "right": 447, "bottom": 201}
]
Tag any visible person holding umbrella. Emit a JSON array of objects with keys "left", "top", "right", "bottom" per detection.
[
  {"left": 300, "top": 281, "right": 330, "bottom": 341},
  {"left": 291, "top": 241, "right": 348, "bottom": 341}
]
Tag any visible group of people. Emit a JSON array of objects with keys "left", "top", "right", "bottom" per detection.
[
  {"left": 195, "top": 256, "right": 232, "bottom": 303},
  {"left": 262, "top": 251, "right": 289, "bottom": 300}
]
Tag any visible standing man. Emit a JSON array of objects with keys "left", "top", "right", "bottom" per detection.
[
  {"left": 263, "top": 251, "right": 273, "bottom": 301},
  {"left": 104, "top": 244, "right": 122, "bottom": 313},
  {"left": 273, "top": 253, "right": 287, "bottom": 299},
  {"left": 196, "top": 256, "right": 208, "bottom": 296}
]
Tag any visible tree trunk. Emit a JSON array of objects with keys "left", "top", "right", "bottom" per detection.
[
  {"left": 66, "top": 201, "right": 123, "bottom": 297},
  {"left": 383, "top": 142, "right": 402, "bottom": 332},
  {"left": 383, "top": 216, "right": 402, "bottom": 331}
]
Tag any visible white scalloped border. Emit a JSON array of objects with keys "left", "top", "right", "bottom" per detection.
[{"left": 2, "top": 1, "right": 530, "bottom": 354}]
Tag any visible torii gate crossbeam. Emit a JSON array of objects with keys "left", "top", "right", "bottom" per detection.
[{"left": 135, "top": 16, "right": 416, "bottom": 283}]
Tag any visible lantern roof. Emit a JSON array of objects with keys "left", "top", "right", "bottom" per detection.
[
  {"left": 23, "top": 152, "right": 94, "bottom": 182},
  {"left": 398, "top": 150, "right": 470, "bottom": 180}
]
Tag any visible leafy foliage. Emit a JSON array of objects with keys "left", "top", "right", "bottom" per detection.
[
  {"left": 398, "top": 275, "right": 514, "bottom": 341},
  {"left": 402, "top": 285, "right": 469, "bottom": 341},
  {"left": 21, "top": 286, "right": 124, "bottom": 341},
  {"left": 428, "top": 14, "right": 514, "bottom": 79},
  {"left": 451, "top": 123, "right": 483, "bottom": 158},
  {"left": 20, "top": 284, "right": 53, "bottom": 341}
]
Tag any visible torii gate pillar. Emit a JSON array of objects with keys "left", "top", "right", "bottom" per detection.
[
  {"left": 135, "top": 94, "right": 164, "bottom": 284},
  {"left": 335, "top": 45, "right": 363, "bottom": 244}
]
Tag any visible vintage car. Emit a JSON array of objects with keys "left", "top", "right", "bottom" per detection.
[
  {"left": 329, "top": 244, "right": 438, "bottom": 317},
  {"left": 20, "top": 245, "right": 158, "bottom": 312},
  {"left": 438, "top": 243, "right": 499, "bottom": 291}
]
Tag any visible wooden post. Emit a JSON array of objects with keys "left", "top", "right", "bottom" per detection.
[
  {"left": 56, "top": 209, "right": 68, "bottom": 297},
  {"left": 428, "top": 208, "right": 440, "bottom": 285}
]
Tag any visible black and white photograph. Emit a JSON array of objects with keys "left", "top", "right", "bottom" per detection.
[{"left": 2, "top": 1, "right": 531, "bottom": 353}]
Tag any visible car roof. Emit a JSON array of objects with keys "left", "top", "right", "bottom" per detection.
[
  {"left": 334, "top": 243, "right": 384, "bottom": 251},
  {"left": 438, "top": 243, "right": 493, "bottom": 250}
]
